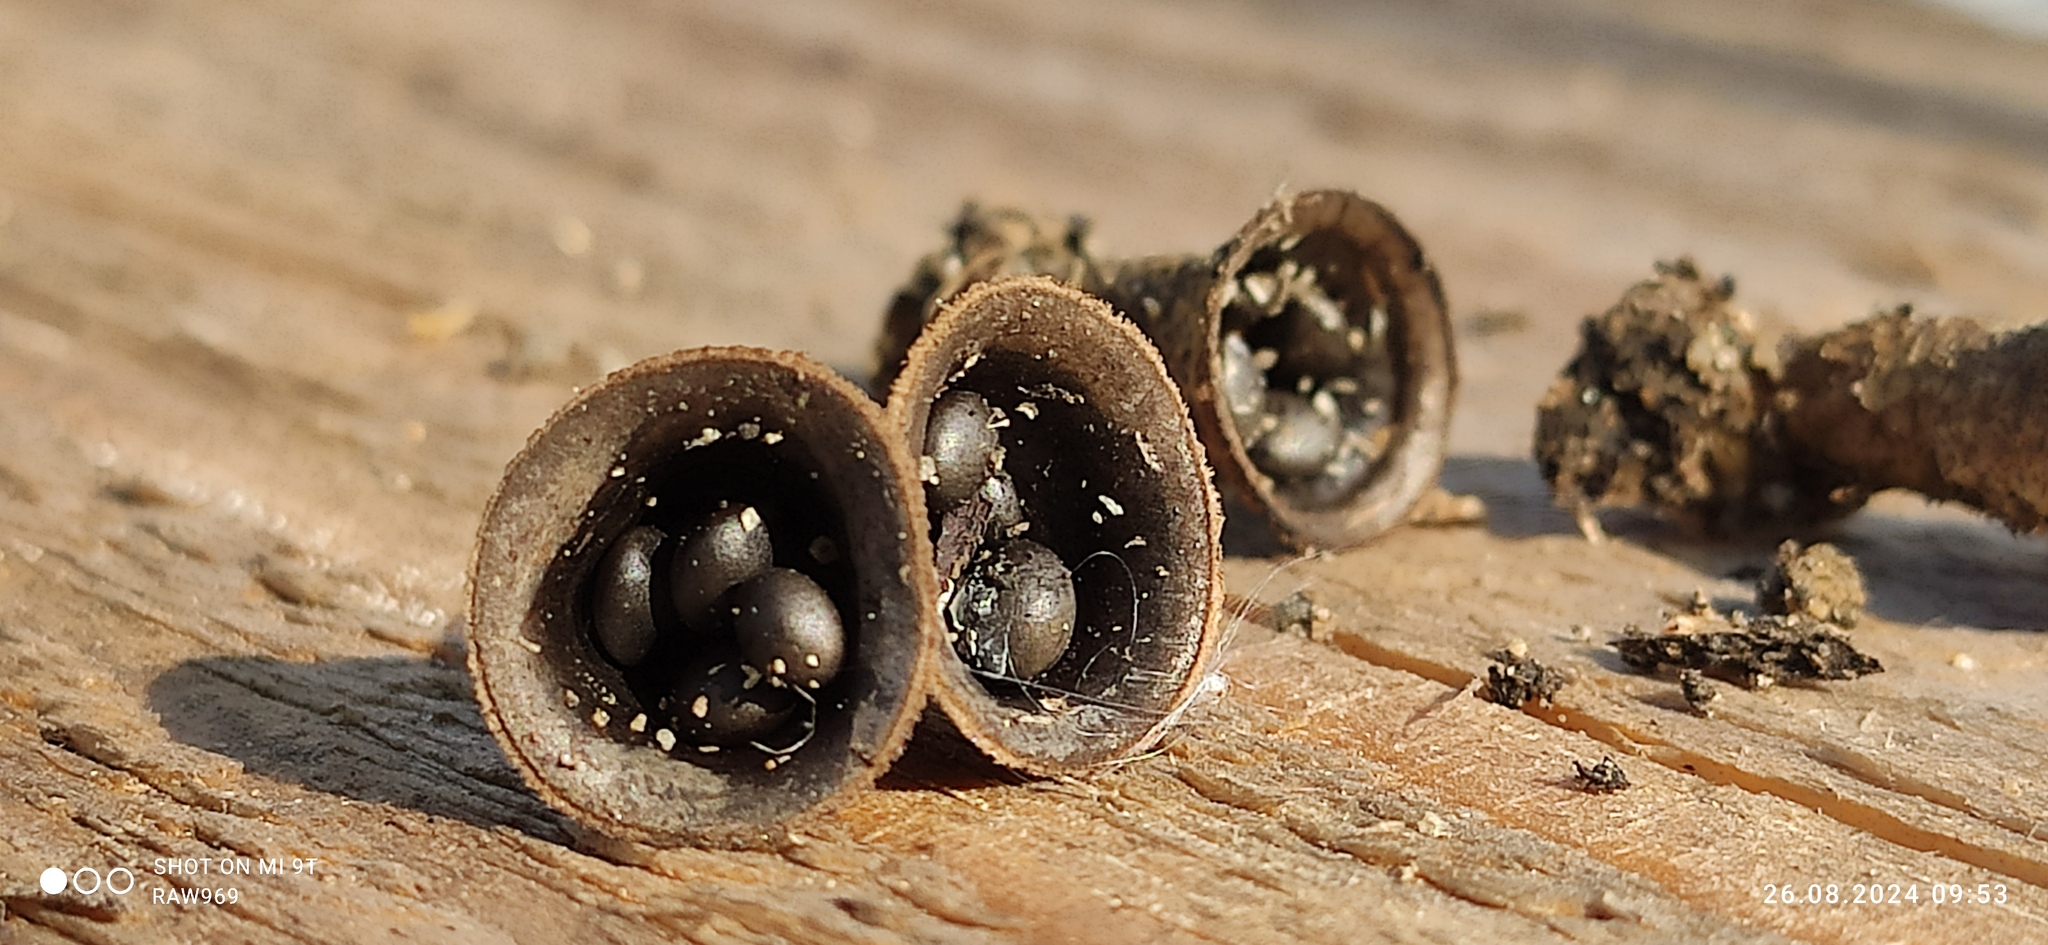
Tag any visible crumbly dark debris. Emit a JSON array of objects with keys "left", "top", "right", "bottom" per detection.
[
  {"left": 1758, "top": 540, "right": 1865, "bottom": 627},
  {"left": 1483, "top": 648, "right": 1569, "bottom": 708},
  {"left": 1573, "top": 756, "right": 1631, "bottom": 793},
  {"left": 1539, "top": 258, "right": 2048, "bottom": 537},
  {"left": 920, "top": 206, "right": 1097, "bottom": 317},
  {"left": 1678, "top": 669, "right": 1720, "bottom": 715},
  {"left": 1612, "top": 615, "right": 1882, "bottom": 689},
  {"left": 878, "top": 205, "right": 1101, "bottom": 377},
  {"left": 1272, "top": 589, "right": 1332, "bottom": 642},
  {"left": 1532, "top": 257, "right": 1863, "bottom": 533},
  {"left": 932, "top": 481, "right": 1000, "bottom": 593}
]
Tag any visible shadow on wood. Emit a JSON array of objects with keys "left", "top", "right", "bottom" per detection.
[{"left": 149, "top": 655, "right": 573, "bottom": 844}]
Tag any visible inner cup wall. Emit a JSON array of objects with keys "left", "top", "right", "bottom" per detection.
[{"left": 938, "top": 350, "right": 1194, "bottom": 721}]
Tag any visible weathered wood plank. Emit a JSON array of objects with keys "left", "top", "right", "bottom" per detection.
[{"left": 3, "top": 0, "right": 2048, "bottom": 941}]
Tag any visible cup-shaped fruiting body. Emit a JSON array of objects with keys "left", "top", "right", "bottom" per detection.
[
  {"left": 1100, "top": 192, "right": 1456, "bottom": 551},
  {"left": 886, "top": 277, "right": 1224, "bottom": 772},
  {"left": 468, "top": 347, "right": 937, "bottom": 847},
  {"left": 876, "top": 191, "right": 1456, "bottom": 551}
]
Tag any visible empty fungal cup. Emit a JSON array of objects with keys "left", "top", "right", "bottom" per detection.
[
  {"left": 468, "top": 347, "right": 937, "bottom": 847},
  {"left": 886, "top": 277, "right": 1225, "bottom": 773}
]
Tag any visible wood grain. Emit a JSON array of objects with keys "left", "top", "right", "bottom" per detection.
[{"left": 2, "top": 0, "right": 2047, "bottom": 941}]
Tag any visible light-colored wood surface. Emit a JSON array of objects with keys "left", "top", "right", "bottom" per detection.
[{"left": 2, "top": 0, "right": 2047, "bottom": 941}]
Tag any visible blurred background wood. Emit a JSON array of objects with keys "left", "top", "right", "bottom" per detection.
[{"left": 2, "top": 0, "right": 2046, "bottom": 941}]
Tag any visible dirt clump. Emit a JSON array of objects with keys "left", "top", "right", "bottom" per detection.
[
  {"left": 1483, "top": 643, "right": 1569, "bottom": 708},
  {"left": 1572, "top": 756, "right": 1630, "bottom": 793},
  {"left": 1758, "top": 540, "right": 1865, "bottom": 627},
  {"left": 1613, "top": 611, "right": 1881, "bottom": 690},
  {"left": 1536, "top": 259, "right": 2048, "bottom": 536}
]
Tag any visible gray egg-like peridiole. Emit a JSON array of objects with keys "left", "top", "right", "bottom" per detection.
[
  {"left": 948, "top": 537, "right": 1077, "bottom": 680},
  {"left": 590, "top": 525, "right": 665, "bottom": 666},
  {"left": 924, "top": 388, "right": 999, "bottom": 509},
  {"left": 670, "top": 654, "right": 799, "bottom": 746},
  {"left": 732, "top": 567, "right": 846, "bottom": 691},
  {"left": 669, "top": 504, "right": 774, "bottom": 633}
]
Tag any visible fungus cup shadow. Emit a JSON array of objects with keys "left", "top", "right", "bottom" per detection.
[
  {"left": 1435, "top": 455, "right": 1580, "bottom": 540},
  {"left": 876, "top": 190, "right": 1457, "bottom": 553},
  {"left": 885, "top": 277, "right": 1226, "bottom": 774},
  {"left": 148, "top": 655, "right": 571, "bottom": 844},
  {"left": 467, "top": 347, "right": 939, "bottom": 848}
]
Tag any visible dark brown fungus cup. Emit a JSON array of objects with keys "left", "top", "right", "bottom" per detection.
[
  {"left": 876, "top": 191, "right": 1456, "bottom": 552},
  {"left": 885, "top": 277, "right": 1225, "bottom": 773},
  {"left": 467, "top": 347, "right": 937, "bottom": 847}
]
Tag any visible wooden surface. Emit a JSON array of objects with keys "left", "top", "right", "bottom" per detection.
[{"left": 3, "top": 0, "right": 2048, "bottom": 941}]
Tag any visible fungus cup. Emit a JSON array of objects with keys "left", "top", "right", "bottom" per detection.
[
  {"left": 886, "top": 277, "right": 1225, "bottom": 772},
  {"left": 468, "top": 347, "right": 936, "bottom": 847},
  {"left": 878, "top": 190, "right": 1456, "bottom": 551}
]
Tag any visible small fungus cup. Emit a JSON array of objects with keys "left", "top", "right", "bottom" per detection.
[
  {"left": 886, "top": 277, "right": 1225, "bottom": 773},
  {"left": 1099, "top": 191, "right": 1456, "bottom": 551},
  {"left": 877, "top": 190, "right": 1456, "bottom": 552},
  {"left": 468, "top": 347, "right": 937, "bottom": 847}
]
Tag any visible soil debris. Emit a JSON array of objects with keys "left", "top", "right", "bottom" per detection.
[
  {"left": 1533, "top": 258, "right": 1850, "bottom": 533},
  {"left": 1273, "top": 589, "right": 1333, "bottom": 642},
  {"left": 1613, "top": 615, "right": 1882, "bottom": 690},
  {"left": 1536, "top": 257, "right": 2048, "bottom": 535},
  {"left": 1572, "top": 756, "right": 1631, "bottom": 793},
  {"left": 1758, "top": 540, "right": 1865, "bottom": 627},
  {"left": 1482, "top": 646, "right": 1569, "bottom": 708},
  {"left": 1678, "top": 669, "right": 1720, "bottom": 715}
]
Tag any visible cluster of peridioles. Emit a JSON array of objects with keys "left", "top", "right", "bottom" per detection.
[
  {"left": 920, "top": 388, "right": 1078, "bottom": 682},
  {"left": 588, "top": 500, "right": 843, "bottom": 757},
  {"left": 1217, "top": 247, "right": 1397, "bottom": 508}
]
